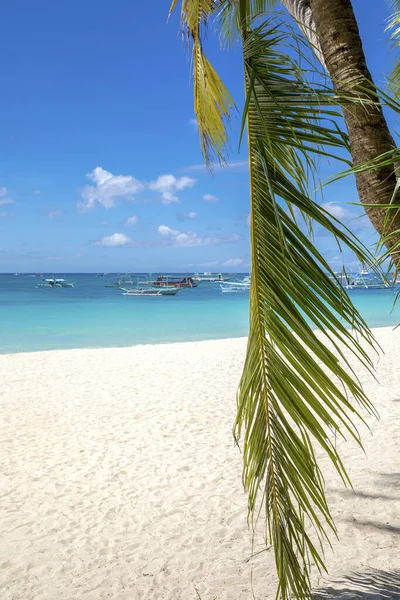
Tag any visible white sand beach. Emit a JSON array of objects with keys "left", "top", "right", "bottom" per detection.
[{"left": 1, "top": 328, "right": 400, "bottom": 599}]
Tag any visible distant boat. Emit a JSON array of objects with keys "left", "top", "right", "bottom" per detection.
[
  {"left": 36, "top": 278, "right": 74, "bottom": 288},
  {"left": 105, "top": 277, "right": 134, "bottom": 288},
  {"left": 193, "top": 272, "right": 227, "bottom": 282},
  {"left": 152, "top": 275, "right": 197, "bottom": 288},
  {"left": 122, "top": 287, "right": 180, "bottom": 297},
  {"left": 344, "top": 270, "right": 390, "bottom": 290},
  {"left": 220, "top": 279, "right": 250, "bottom": 293}
]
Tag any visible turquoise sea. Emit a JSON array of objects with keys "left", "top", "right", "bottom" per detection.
[{"left": 0, "top": 273, "right": 399, "bottom": 354}]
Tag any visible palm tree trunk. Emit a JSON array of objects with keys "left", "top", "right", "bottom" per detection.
[
  {"left": 281, "top": 0, "right": 326, "bottom": 66},
  {"left": 291, "top": 0, "right": 400, "bottom": 265}
]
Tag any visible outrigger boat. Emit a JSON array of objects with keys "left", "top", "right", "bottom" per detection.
[
  {"left": 220, "top": 279, "right": 250, "bottom": 293},
  {"left": 122, "top": 287, "right": 181, "bottom": 297},
  {"left": 36, "top": 278, "right": 74, "bottom": 288},
  {"left": 105, "top": 277, "right": 135, "bottom": 288},
  {"left": 344, "top": 269, "right": 390, "bottom": 290},
  {"left": 152, "top": 275, "right": 197, "bottom": 288},
  {"left": 193, "top": 272, "right": 227, "bottom": 282}
]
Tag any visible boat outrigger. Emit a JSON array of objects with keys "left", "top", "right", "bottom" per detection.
[
  {"left": 36, "top": 278, "right": 74, "bottom": 288},
  {"left": 192, "top": 272, "right": 227, "bottom": 282},
  {"left": 122, "top": 287, "right": 181, "bottom": 297},
  {"left": 152, "top": 275, "right": 197, "bottom": 288},
  {"left": 344, "top": 270, "right": 390, "bottom": 290},
  {"left": 220, "top": 279, "right": 250, "bottom": 293}
]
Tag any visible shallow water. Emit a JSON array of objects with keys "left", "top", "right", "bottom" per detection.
[{"left": 0, "top": 273, "right": 398, "bottom": 353}]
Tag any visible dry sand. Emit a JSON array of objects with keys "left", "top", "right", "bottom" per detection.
[{"left": 1, "top": 328, "right": 400, "bottom": 599}]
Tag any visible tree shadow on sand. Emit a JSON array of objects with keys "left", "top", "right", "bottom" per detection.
[
  {"left": 313, "top": 569, "right": 400, "bottom": 599},
  {"left": 345, "top": 519, "right": 400, "bottom": 535}
]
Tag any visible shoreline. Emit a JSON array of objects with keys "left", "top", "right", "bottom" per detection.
[
  {"left": 0, "top": 334, "right": 249, "bottom": 358},
  {"left": 0, "top": 323, "right": 397, "bottom": 357},
  {"left": 1, "top": 327, "right": 400, "bottom": 598}
]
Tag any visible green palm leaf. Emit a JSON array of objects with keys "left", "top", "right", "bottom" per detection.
[
  {"left": 169, "top": 0, "right": 235, "bottom": 166},
  {"left": 170, "top": 4, "right": 377, "bottom": 599},
  {"left": 386, "top": 0, "right": 400, "bottom": 98},
  {"left": 238, "top": 19, "right": 376, "bottom": 599}
]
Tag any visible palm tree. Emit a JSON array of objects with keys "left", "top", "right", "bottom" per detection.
[
  {"left": 284, "top": 0, "right": 400, "bottom": 264},
  {"left": 169, "top": 1, "right": 397, "bottom": 598}
]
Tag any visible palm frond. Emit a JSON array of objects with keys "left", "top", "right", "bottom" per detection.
[
  {"left": 217, "top": 0, "right": 278, "bottom": 44},
  {"left": 169, "top": 0, "right": 235, "bottom": 166},
  {"left": 386, "top": 0, "right": 400, "bottom": 98},
  {"left": 236, "top": 19, "right": 376, "bottom": 600}
]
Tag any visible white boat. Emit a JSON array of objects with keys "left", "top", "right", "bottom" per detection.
[
  {"left": 121, "top": 284, "right": 182, "bottom": 296},
  {"left": 122, "top": 287, "right": 180, "bottom": 297},
  {"left": 220, "top": 280, "right": 250, "bottom": 293},
  {"left": 36, "top": 278, "right": 74, "bottom": 288},
  {"left": 193, "top": 272, "right": 228, "bottom": 282},
  {"left": 344, "top": 270, "right": 390, "bottom": 290}
]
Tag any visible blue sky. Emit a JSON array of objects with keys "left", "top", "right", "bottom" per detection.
[{"left": 0, "top": 0, "right": 396, "bottom": 273}]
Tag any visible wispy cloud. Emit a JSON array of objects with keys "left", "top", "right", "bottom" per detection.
[
  {"left": 183, "top": 160, "right": 248, "bottom": 173},
  {"left": 0, "top": 198, "right": 14, "bottom": 206},
  {"left": 203, "top": 194, "right": 219, "bottom": 203},
  {"left": 201, "top": 260, "right": 219, "bottom": 267},
  {"left": 47, "top": 210, "right": 60, "bottom": 219},
  {"left": 149, "top": 174, "right": 196, "bottom": 205},
  {"left": 188, "top": 118, "right": 198, "bottom": 130},
  {"left": 79, "top": 166, "right": 144, "bottom": 210},
  {"left": 223, "top": 258, "right": 244, "bottom": 267},
  {"left": 0, "top": 187, "right": 14, "bottom": 206},
  {"left": 321, "top": 202, "right": 371, "bottom": 232},
  {"left": 0, "top": 211, "right": 10, "bottom": 218},
  {"left": 157, "top": 225, "right": 240, "bottom": 247},
  {"left": 123, "top": 215, "right": 138, "bottom": 226},
  {"left": 321, "top": 202, "right": 348, "bottom": 221},
  {"left": 93, "top": 232, "right": 133, "bottom": 247},
  {"left": 177, "top": 211, "right": 197, "bottom": 221}
]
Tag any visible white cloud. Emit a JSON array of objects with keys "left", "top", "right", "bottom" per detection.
[
  {"left": 223, "top": 258, "right": 244, "bottom": 267},
  {"left": 33, "top": 189, "right": 41, "bottom": 195},
  {"left": 158, "top": 225, "right": 179, "bottom": 237},
  {"left": 321, "top": 202, "right": 348, "bottom": 221},
  {"left": 74, "top": 252, "right": 82, "bottom": 258},
  {"left": 94, "top": 232, "right": 132, "bottom": 247},
  {"left": 177, "top": 211, "right": 197, "bottom": 221},
  {"left": 79, "top": 166, "right": 144, "bottom": 210},
  {"left": 0, "top": 198, "right": 14, "bottom": 206},
  {"left": 157, "top": 224, "right": 240, "bottom": 248},
  {"left": 123, "top": 215, "right": 138, "bottom": 226},
  {"left": 246, "top": 214, "right": 250, "bottom": 226},
  {"left": 321, "top": 202, "right": 372, "bottom": 232},
  {"left": 149, "top": 174, "right": 196, "bottom": 205},
  {"left": 47, "top": 210, "right": 60, "bottom": 219},
  {"left": 203, "top": 194, "right": 219, "bottom": 203},
  {"left": 0, "top": 187, "right": 13, "bottom": 206},
  {"left": 188, "top": 118, "right": 198, "bottom": 130},
  {"left": 0, "top": 211, "right": 10, "bottom": 218},
  {"left": 201, "top": 260, "right": 219, "bottom": 267}
]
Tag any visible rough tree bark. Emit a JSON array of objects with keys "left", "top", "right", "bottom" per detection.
[
  {"left": 284, "top": 0, "right": 400, "bottom": 265},
  {"left": 281, "top": 0, "right": 326, "bottom": 66}
]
